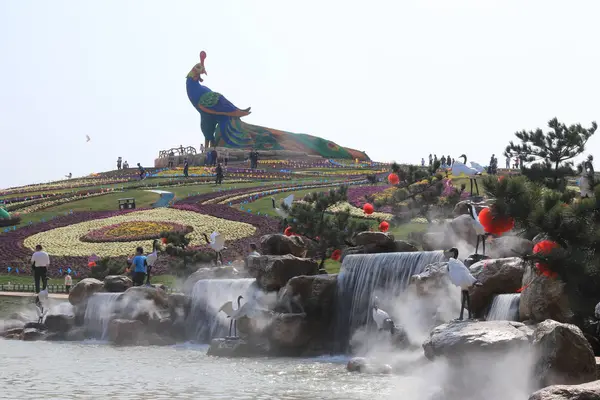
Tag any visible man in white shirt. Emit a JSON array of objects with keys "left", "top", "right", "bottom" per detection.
[
  {"left": 31, "top": 244, "right": 50, "bottom": 294},
  {"left": 248, "top": 243, "right": 260, "bottom": 257}
]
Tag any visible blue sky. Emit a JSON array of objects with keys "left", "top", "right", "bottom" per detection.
[{"left": 1, "top": 0, "right": 599, "bottom": 189}]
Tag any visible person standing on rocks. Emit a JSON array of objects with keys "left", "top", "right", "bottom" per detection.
[
  {"left": 31, "top": 244, "right": 50, "bottom": 294},
  {"left": 131, "top": 247, "right": 148, "bottom": 287}
]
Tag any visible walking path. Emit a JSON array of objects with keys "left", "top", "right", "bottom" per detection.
[{"left": 0, "top": 291, "right": 68, "bottom": 299}]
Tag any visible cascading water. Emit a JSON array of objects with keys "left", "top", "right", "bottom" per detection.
[
  {"left": 186, "top": 278, "right": 256, "bottom": 342},
  {"left": 335, "top": 251, "right": 445, "bottom": 351},
  {"left": 83, "top": 293, "right": 121, "bottom": 339},
  {"left": 486, "top": 293, "right": 520, "bottom": 321}
]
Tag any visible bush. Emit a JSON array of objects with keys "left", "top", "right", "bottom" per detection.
[
  {"left": 0, "top": 216, "right": 21, "bottom": 228},
  {"left": 160, "top": 231, "right": 190, "bottom": 248},
  {"left": 90, "top": 257, "right": 126, "bottom": 280}
]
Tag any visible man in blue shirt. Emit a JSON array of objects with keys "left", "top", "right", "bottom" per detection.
[{"left": 131, "top": 247, "right": 147, "bottom": 286}]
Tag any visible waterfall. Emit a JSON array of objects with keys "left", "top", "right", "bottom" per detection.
[
  {"left": 486, "top": 293, "right": 520, "bottom": 321},
  {"left": 83, "top": 293, "right": 121, "bottom": 339},
  {"left": 335, "top": 251, "right": 445, "bottom": 351},
  {"left": 186, "top": 278, "right": 256, "bottom": 342}
]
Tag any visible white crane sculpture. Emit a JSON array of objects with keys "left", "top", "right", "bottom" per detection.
[
  {"left": 203, "top": 232, "right": 226, "bottom": 264},
  {"left": 451, "top": 154, "right": 484, "bottom": 196},
  {"left": 443, "top": 248, "right": 483, "bottom": 320}
]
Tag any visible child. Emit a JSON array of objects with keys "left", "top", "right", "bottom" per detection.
[
  {"left": 131, "top": 247, "right": 148, "bottom": 287},
  {"left": 64, "top": 272, "right": 72, "bottom": 294}
]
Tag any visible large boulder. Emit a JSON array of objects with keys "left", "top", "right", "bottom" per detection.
[
  {"left": 246, "top": 255, "right": 318, "bottom": 291},
  {"left": 410, "top": 262, "right": 451, "bottom": 295},
  {"left": 116, "top": 286, "right": 170, "bottom": 324},
  {"left": 487, "top": 236, "right": 534, "bottom": 259},
  {"left": 104, "top": 275, "right": 132, "bottom": 293},
  {"left": 182, "top": 266, "right": 242, "bottom": 294},
  {"left": 520, "top": 266, "right": 573, "bottom": 323},
  {"left": 354, "top": 231, "right": 395, "bottom": 247},
  {"left": 268, "top": 312, "right": 311, "bottom": 349},
  {"left": 276, "top": 274, "right": 337, "bottom": 318},
  {"left": 260, "top": 234, "right": 308, "bottom": 257},
  {"left": 394, "top": 240, "right": 419, "bottom": 252},
  {"left": 448, "top": 214, "right": 478, "bottom": 245},
  {"left": 422, "top": 320, "right": 531, "bottom": 360},
  {"left": 107, "top": 319, "right": 144, "bottom": 345},
  {"left": 68, "top": 278, "right": 104, "bottom": 306},
  {"left": 119, "top": 286, "right": 169, "bottom": 309},
  {"left": 44, "top": 313, "right": 74, "bottom": 333},
  {"left": 468, "top": 257, "right": 525, "bottom": 318},
  {"left": 346, "top": 357, "right": 392, "bottom": 374},
  {"left": 168, "top": 293, "right": 192, "bottom": 320},
  {"left": 532, "top": 320, "right": 597, "bottom": 387},
  {"left": 528, "top": 380, "right": 600, "bottom": 400},
  {"left": 21, "top": 327, "right": 47, "bottom": 341}
]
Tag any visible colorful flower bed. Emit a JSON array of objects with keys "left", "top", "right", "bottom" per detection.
[
  {"left": 346, "top": 185, "right": 389, "bottom": 208},
  {"left": 22, "top": 208, "right": 256, "bottom": 257},
  {"left": 0, "top": 178, "right": 130, "bottom": 197},
  {"left": 326, "top": 202, "right": 393, "bottom": 221},
  {"left": 153, "top": 167, "right": 215, "bottom": 177},
  {"left": 80, "top": 221, "right": 193, "bottom": 243}
]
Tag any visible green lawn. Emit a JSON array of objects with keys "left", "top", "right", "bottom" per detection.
[{"left": 245, "top": 187, "right": 335, "bottom": 217}]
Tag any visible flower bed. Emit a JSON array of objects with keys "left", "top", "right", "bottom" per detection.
[
  {"left": 81, "top": 221, "right": 193, "bottom": 243},
  {"left": 346, "top": 185, "right": 389, "bottom": 208},
  {"left": 22, "top": 208, "right": 256, "bottom": 257}
]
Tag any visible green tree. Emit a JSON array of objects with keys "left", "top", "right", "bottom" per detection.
[
  {"left": 504, "top": 118, "right": 597, "bottom": 190},
  {"left": 482, "top": 175, "right": 600, "bottom": 322},
  {"left": 284, "top": 186, "right": 370, "bottom": 270}
]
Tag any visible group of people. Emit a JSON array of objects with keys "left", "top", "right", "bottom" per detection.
[
  {"left": 487, "top": 155, "right": 499, "bottom": 175},
  {"left": 116, "top": 157, "right": 130, "bottom": 170},
  {"left": 204, "top": 148, "right": 227, "bottom": 166},
  {"left": 422, "top": 154, "right": 455, "bottom": 169}
]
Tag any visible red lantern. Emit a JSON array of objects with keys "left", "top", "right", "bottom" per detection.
[
  {"left": 388, "top": 173, "right": 400, "bottom": 185},
  {"left": 379, "top": 221, "right": 390, "bottom": 232},
  {"left": 533, "top": 240, "right": 559, "bottom": 278},
  {"left": 478, "top": 207, "right": 514, "bottom": 235},
  {"left": 498, "top": 176, "right": 505, "bottom": 182},
  {"left": 331, "top": 249, "right": 341, "bottom": 261},
  {"left": 88, "top": 261, "right": 96, "bottom": 268},
  {"left": 284, "top": 226, "right": 293, "bottom": 236},
  {"left": 161, "top": 237, "right": 167, "bottom": 245},
  {"left": 363, "top": 203, "right": 374, "bottom": 215}
]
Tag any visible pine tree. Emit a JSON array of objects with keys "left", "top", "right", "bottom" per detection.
[
  {"left": 504, "top": 118, "right": 597, "bottom": 190},
  {"left": 283, "top": 186, "right": 371, "bottom": 269},
  {"left": 482, "top": 174, "right": 600, "bottom": 321}
]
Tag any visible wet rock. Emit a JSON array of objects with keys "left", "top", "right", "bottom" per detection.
[
  {"left": 354, "top": 231, "right": 395, "bottom": 247},
  {"left": 0, "top": 319, "right": 25, "bottom": 332},
  {"left": 246, "top": 255, "right": 318, "bottom": 291},
  {"left": 595, "top": 302, "right": 600, "bottom": 320},
  {"left": 528, "top": 379, "right": 600, "bottom": 400},
  {"left": 260, "top": 234, "right": 308, "bottom": 257},
  {"left": 340, "top": 246, "right": 365, "bottom": 262},
  {"left": 44, "top": 314, "right": 74, "bottom": 333},
  {"left": 422, "top": 320, "right": 531, "bottom": 361},
  {"left": 463, "top": 253, "right": 490, "bottom": 268},
  {"left": 107, "top": 319, "right": 144, "bottom": 345},
  {"left": 487, "top": 236, "right": 534, "bottom": 259},
  {"left": 103, "top": 275, "right": 133, "bottom": 292},
  {"left": 346, "top": 357, "right": 393, "bottom": 374},
  {"left": 276, "top": 275, "right": 337, "bottom": 318},
  {"left": 23, "top": 322, "right": 46, "bottom": 330},
  {"left": 8, "top": 312, "right": 30, "bottom": 322},
  {"left": 520, "top": 266, "right": 573, "bottom": 323},
  {"left": 64, "top": 327, "right": 86, "bottom": 341},
  {"left": 183, "top": 266, "right": 241, "bottom": 294},
  {"left": 0, "top": 327, "right": 24, "bottom": 338},
  {"left": 207, "top": 337, "right": 266, "bottom": 357},
  {"left": 168, "top": 293, "right": 192, "bottom": 320},
  {"left": 467, "top": 257, "right": 525, "bottom": 318},
  {"left": 532, "top": 320, "right": 597, "bottom": 387},
  {"left": 394, "top": 240, "right": 419, "bottom": 252},
  {"left": 68, "top": 278, "right": 104, "bottom": 306},
  {"left": 21, "top": 328, "right": 46, "bottom": 341},
  {"left": 119, "top": 286, "right": 169, "bottom": 309},
  {"left": 410, "top": 262, "right": 451, "bottom": 295},
  {"left": 268, "top": 313, "right": 310, "bottom": 348}
]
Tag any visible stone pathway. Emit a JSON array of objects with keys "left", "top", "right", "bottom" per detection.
[{"left": 0, "top": 291, "right": 68, "bottom": 299}]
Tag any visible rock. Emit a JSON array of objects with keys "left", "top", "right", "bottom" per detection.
[
  {"left": 422, "top": 320, "right": 531, "bottom": 360},
  {"left": 64, "top": 327, "right": 86, "bottom": 341},
  {"left": 354, "top": 231, "right": 395, "bottom": 247},
  {"left": 119, "top": 286, "right": 169, "bottom": 309},
  {"left": 68, "top": 278, "right": 104, "bottom": 306},
  {"left": 422, "top": 232, "right": 450, "bottom": 251},
  {"left": 410, "top": 262, "right": 451, "bottom": 295},
  {"left": 260, "top": 234, "right": 308, "bottom": 257},
  {"left": 346, "top": 357, "right": 393, "bottom": 374},
  {"left": 246, "top": 255, "right": 319, "bottom": 291},
  {"left": 44, "top": 314, "right": 74, "bottom": 333},
  {"left": 340, "top": 246, "right": 365, "bottom": 262},
  {"left": 520, "top": 266, "right": 573, "bottom": 323},
  {"left": 467, "top": 257, "right": 525, "bottom": 318},
  {"left": 528, "top": 380, "right": 600, "bottom": 400},
  {"left": 183, "top": 266, "right": 241, "bottom": 294},
  {"left": 597, "top": 358, "right": 600, "bottom": 380},
  {"left": 168, "top": 293, "right": 192, "bottom": 319},
  {"left": 394, "top": 240, "right": 419, "bottom": 252},
  {"left": 487, "top": 236, "right": 534, "bottom": 259},
  {"left": 0, "top": 319, "right": 25, "bottom": 332},
  {"left": 463, "top": 253, "right": 490, "bottom": 268},
  {"left": 595, "top": 302, "right": 600, "bottom": 320},
  {"left": 207, "top": 337, "right": 267, "bottom": 357},
  {"left": 268, "top": 313, "right": 310, "bottom": 348},
  {"left": 532, "top": 320, "right": 597, "bottom": 387},
  {"left": 107, "top": 319, "right": 144, "bottom": 345},
  {"left": 277, "top": 275, "right": 337, "bottom": 318},
  {"left": 449, "top": 214, "right": 478, "bottom": 245},
  {"left": 0, "top": 327, "right": 24, "bottom": 338},
  {"left": 104, "top": 275, "right": 133, "bottom": 292},
  {"left": 8, "top": 312, "right": 30, "bottom": 322},
  {"left": 21, "top": 328, "right": 46, "bottom": 341}
]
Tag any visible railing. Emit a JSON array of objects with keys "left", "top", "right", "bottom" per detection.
[{"left": 158, "top": 146, "right": 197, "bottom": 158}]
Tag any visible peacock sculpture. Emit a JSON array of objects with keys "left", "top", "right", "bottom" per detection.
[{"left": 186, "top": 51, "right": 370, "bottom": 160}]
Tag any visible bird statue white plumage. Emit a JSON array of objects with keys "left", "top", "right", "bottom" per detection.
[
  {"left": 219, "top": 295, "right": 268, "bottom": 337},
  {"left": 203, "top": 232, "right": 226, "bottom": 264},
  {"left": 372, "top": 306, "right": 391, "bottom": 330},
  {"left": 86, "top": 135, "right": 91, "bottom": 142},
  {"left": 271, "top": 194, "right": 294, "bottom": 218},
  {"left": 466, "top": 204, "right": 488, "bottom": 255},
  {"left": 443, "top": 248, "right": 482, "bottom": 320},
  {"left": 451, "top": 154, "right": 482, "bottom": 196}
]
